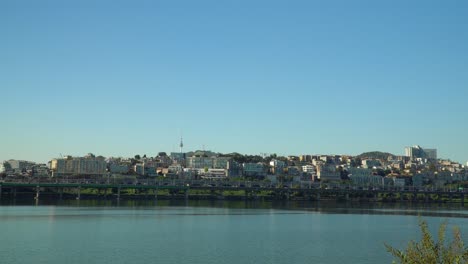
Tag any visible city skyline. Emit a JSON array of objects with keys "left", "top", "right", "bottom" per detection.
[
  {"left": 0, "top": 144, "right": 456, "bottom": 165},
  {"left": 2, "top": 0, "right": 468, "bottom": 164}
]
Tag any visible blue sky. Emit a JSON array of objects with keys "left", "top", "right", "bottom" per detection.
[{"left": 1, "top": 0, "right": 468, "bottom": 163}]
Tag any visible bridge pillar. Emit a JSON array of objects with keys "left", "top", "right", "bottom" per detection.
[
  {"left": 76, "top": 187, "right": 81, "bottom": 200},
  {"left": 425, "top": 193, "right": 429, "bottom": 203},
  {"left": 461, "top": 193, "right": 465, "bottom": 206},
  {"left": 185, "top": 189, "right": 189, "bottom": 200},
  {"left": 117, "top": 186, "right": 121, "bottom": 200},
  {"left": 13, "top": 187, "right": 17, "bottom": 198},
  {"left": 219, "top": 192, "right": 226, "bottom": 200},
  {"left": 316, "top": 192, "right": 320, "bottom": 201},
  {"left": 449, "top": 194, "right": 453, "bottom": 203},
  {"left": 412, "top": 192, "right": 417, "bottom": 203},
  {"left": 154, "top": 188, "right": 158, "bottom": 200},
  {"left": 399, "top": 193, "right": 404, "bottom": 202},
  {"left": 35, "top": 186, "right": 40, "bottom": 200},
  {"left": 273, "top": 190, "right": 279, "bottom": 200},
  {"left": 345, "top": 193, "right": 349, "bottom": 201},
  {"left": 59, "top": 188, "right": 63, "bottom": 200}
]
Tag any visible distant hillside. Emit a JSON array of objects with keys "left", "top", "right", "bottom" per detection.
[{"left": 357, "top": 151, "right": 395, "bottom": 161}]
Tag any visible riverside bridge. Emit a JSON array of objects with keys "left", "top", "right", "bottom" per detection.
[{"left": 0, "top": 181, "right": 466, "bottom": 205}]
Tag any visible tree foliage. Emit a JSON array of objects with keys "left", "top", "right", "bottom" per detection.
[
  {"left": 3, "top": 161, "right": 12, "bottom": 171},
  {"left": 357, "top": 151, "right": 395, "bottom": 161},
  {"left": 385, "top": 218, "right": 468, "bottom": 264},
  {"left": 226, "top": 153, "right": 264, "bottom": 164}
]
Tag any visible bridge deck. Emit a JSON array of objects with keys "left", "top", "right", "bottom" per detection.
[{"left": 0, "top": 182, "right": 465, "bottom": 196}]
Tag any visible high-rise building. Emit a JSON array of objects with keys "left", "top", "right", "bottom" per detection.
[
  {"left": 50, "top": 153, "right": 106, "bottom": 177},
  {"left": 423, "top": 149, "right": 437, "bottom": 160},
  {"left": 404, "top": 145, "right": 437, "bottom": 160}
]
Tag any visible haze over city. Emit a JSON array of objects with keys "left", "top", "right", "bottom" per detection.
[{"left": 2, "top": 0, "right": 468, "bottom": 164}]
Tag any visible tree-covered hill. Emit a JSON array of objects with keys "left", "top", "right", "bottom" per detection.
[{"left": 357, "top": 151, "right": 396, "bottom": 161}]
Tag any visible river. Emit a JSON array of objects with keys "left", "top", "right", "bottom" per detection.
[{"left": 0, "top": 200, "right": 467, "bottom": 264}]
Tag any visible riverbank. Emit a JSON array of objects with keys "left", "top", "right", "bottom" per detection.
[{"left": 1, "top": 187, "right": 467, "bottom": 205}]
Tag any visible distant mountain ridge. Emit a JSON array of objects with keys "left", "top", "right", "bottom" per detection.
[{"left": 357, "top": 151, "right": 396, "bottom": 161}]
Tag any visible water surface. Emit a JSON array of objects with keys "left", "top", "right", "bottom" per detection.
[{"left": 0, "top": 200, "right": 466, "bottom": 264}]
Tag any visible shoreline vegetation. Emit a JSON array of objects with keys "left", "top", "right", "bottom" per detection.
[
  {"left": 1, "top": 187, "right": 467, "bottom": 204},
  {"left": 386, "top": 218, "right": 468, "bottom": 263}
]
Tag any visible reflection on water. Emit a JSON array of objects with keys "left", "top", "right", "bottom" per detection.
[
  {"left": 0, "top": 198, "right": 467, "bottom": 264},
  {"left": 1, "top": 198, "right": 467, "bottom": 218}
]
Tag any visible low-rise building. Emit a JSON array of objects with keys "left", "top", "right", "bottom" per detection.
[
  {"left": 181, "top": 168, "right": 197, "bottom": 179},
  {"left": 213, "top": 156, "right": 232, "bottom": 169},
  {"left": 201, "top": 169, "right": 227, "bottom": 179},
  {"left": 393, "top": 177, "right": 406, "bottom": 187},
  {"left": 243, "top": 162, "right": 266, "bottom": 177},
  {"left": 134, "top": 161, "right": 157, "bottom": 177},
  {"left": 226, "top": 161, "right": 241, "bottom": 177},
  {"left": 316, "top": 164, "right": 340, "bottom": 181},
  {"left": 339, "top": 156, "right": 352, "bottom": 165},
  {"left": 287, "top": 166, "right": 300, "bottom": 176},
  {"left": 319, "top": 156, "right": 331, "bottom": 163},
  {"left": 412, "top": 173, "right": 429, "bottom": 188},
  {"left": 134, "top": 164, "right": 144, "bottom": 175},
  {"left": 32, "top": 164, "right": 50, "bottom": 177},
  {"left": 186, "top": 156, "right": 213, "bottom": 169},
  {"left": 109, "top": 163, "right": 130, "bottom": 174},
  {"left": 270, "top": 159, "right": 286, "bottom": 175},
  {"left": 299, "top": 155, "right": 312, "bottom": 163},
  {"left": 312, "top": 159, "right": 323, "bottom": 166},
  {"left": 348, "top": 168, "right": 383, "bottom": 187},
  {"left": 288, "top": 156, "right": 300, "bottom": 163},
  {"left": 451, "top": 172, "right": 467, "bottom": 182},
  {"left": 266, "top": 175, "right": 277, "bottom": 184},
  {"left": 389, "top": 161, "right": 404, "bottom": 170},
  {"left": 302, "top": 165, "right": 315, "bottom": 173},
  {"left": 168, "top": 165, "right": 183, "bottom": 174},
  {"left": 361, "top": 159, "right": 381, "bottom": 169},
  {"left": 155, "top": 153, "right": 172, "bottom": 167},
  {"left": 5, "top": 159, "right": 36, "bottom": 173},
  {"left": 170, "top": 152, "right": 186, "bottom": 164}
]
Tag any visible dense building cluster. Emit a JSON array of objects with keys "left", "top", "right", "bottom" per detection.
[{"left": 1, "top": 145, "right": 467, "bottom": 189}]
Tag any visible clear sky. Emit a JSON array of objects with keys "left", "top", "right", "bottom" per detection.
[{"left": 1, "top": 0, "right": 468, "bottom": 164}]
